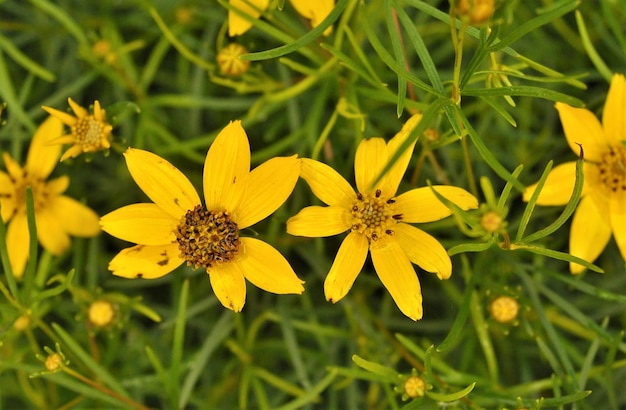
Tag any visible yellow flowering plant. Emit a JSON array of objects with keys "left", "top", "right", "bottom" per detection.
[
  {"left": 524, "top": 74, "right": 626, "bottom": 273},
  {"left": 0, "top": 117, "right": 100, "bottom": 277},
  {"left": 100, "top": 121, "right": 304, "bottom": 312},
  {"left": 287, "top": 114, "right": 478, "bottom": 320}
]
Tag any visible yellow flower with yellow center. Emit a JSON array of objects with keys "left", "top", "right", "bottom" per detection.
[
  {"left": 42, "top": 98, "right": 113, "bottom": 162},
  {"left": 523, "top": 74, "right": 626, "bottom": 274},
  {"left": 287, "top": 114, "right": 479, "bottom": 320},
  {"left": 227, "top": 0, "right": 334, "bottom": 36},
  {"left": 0, "top": 117, "right": 101, "bottom": 278},
  {"left": 100, "top": 121, "right": 304, "bottom": 312}
]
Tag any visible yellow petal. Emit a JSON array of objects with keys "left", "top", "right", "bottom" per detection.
[
  {"left": 41, "top": 105, "right": 77, "bottom": 126},
  {"left": 324, "top": 231, "right": 368, "bottom": 303},
  {"left": 6, "top": 214, "right": 29, "bottom": 279},
  {"left": 393, "top": 223, "right": 451, "bottom": 279},
  {"left": 228, "top": 0, "right": 270, "bottom": 36},
  {"left": 209, "top": 261, "right": 247, "bottom": 312},
  {"left": 93, "top": 100, "right": 105, "bottom": 122},
  {"left": 59, "top": 145, "right": 86, "bottom": 162},
  {"left": 26, "top": 116, "right": 63, "bottom": 178},
  {"left": 300, "top": 158, "right": 354, "bottom": 207},
  {"left": 237, "top": 237, "right": 304, "bottom": 294},
  {"left": 555, "top": 103, "right": 605, "bottom": 162},
  {"left": 124, "top": 148, "right": 200, "bottom": 219},
  {"left": 203, "top": 121, "right": 250, "bottom": 212},
  {"left": 289, "top": 0, "right": 334, "bottom": 35},
  {"left": 236, "top": 155, "right": 300, "bottom": 229},
  {"left": 109, "top": 243, "right": 183, "bottom": 279},
  {"left": 2, "top": 152, "right": 22, "bottom": 181},
  {"left": 523, "top": 162, "right": 577, "bottom": 206},
  {"left": 68, "top": 98, "right": 88, "bottom": 118},
  {"left": 370, "top": 236, "right": 423, "bottom": 320},
  {"left": 52, "top": 196, "right": 101, "bottom": 237},
  {"left": 287, "top": 205, "right": 351, "bottom": 237},
  {"left": 101, "top": 203, "right": 177, "bottom": 245},
  {"left": 609, "top": 192, "right": 626, "bottom": 261},
  {"left": 602, "top": 73, "right": 625, "bottom": 146},
  {"left": 47, "top": 175, "right": 70, "bottom": 195},
  {"left": 383, "top": 114, "right": 422, "bottom": 196},
  {"left": 355, "top": 137, "right": 388, "bottom": 195},
  {"left": 0, "top": 171, "right": 16, "bottom": 222},
  {"left": 395, "top": 186, "right": 478, "bottom": 223},
  {"left": 569, "top": 195, "right": 612, "bottom": 274},
  {"left": 35, "top": 207, "right": 71, "bottom": 255}
]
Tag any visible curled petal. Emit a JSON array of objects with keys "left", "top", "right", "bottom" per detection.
[
  {"left": 569, "top": 196, "right": 612, "bottom": 274},
  {"left": 370, "top": 236, "right": 423, "bottom": 320},
  {"left": 287, "top": 205, "right": 351, "bottom": 237},
  {"left": 238, "top": 237, "right": 304, "bottom": 294},
  {"left": 393, "top": 223, "right": 452, "bottom": 279},
  {"left": 355, "top": 137, "right": 387, "bottom": 195},
  {"left": 602, "top": 73, "right": 625, "bottom": 146},
  {"left": 556, "top": 103, "right": 605, "bottom": 162},
  {"left": 324, "top": 231, "right": 368, "bottom": 303},
  {"left": 101, "top": 203, "right": 177, "bottom": 245},
  {"left": 209, "top": 261, "right": 247, "bottom": 312},
  {"left": 300, "top": 158, "right": 354, "bottom": 207},
  {"left": 395, "top": 186, "right": 478, "bottom": 223},
  {"left": 124, "top": 148, "right": 200, "bottom": 219},
  {"left": 26, "top": 116, "right": 63, "bottom": 178},
  {"left": 203, "top": 121, "right": 250, "bottom": 212},
  {"left": 6, "top": 214, "right": 29, "bottom": 279},
  {"left": 109, "top": 243, "right": 183, "bottom": 279},
  {"left": 236, "top": 155, "right": 300, "bottom": 229}
]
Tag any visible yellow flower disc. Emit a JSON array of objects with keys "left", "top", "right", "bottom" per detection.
[{"left": 489, "top": 296, "right": 519, "bottom": 323}]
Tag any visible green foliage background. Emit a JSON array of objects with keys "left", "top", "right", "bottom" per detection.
[{"left": 0, "top": 0, "right": 625, "bottom": 408}]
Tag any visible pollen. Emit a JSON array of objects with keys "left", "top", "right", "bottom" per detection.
[
  {"left": 350, "top": 191, "right": 401, "bottom": 242},
  {"left": 598, "top": 145, "right": 626, "bottom": 193},
  {"left": 174, "top": 205, "right": 241, "bottom": 269},
  {"left": 72, "top": 115, "right": 111, "bottom": 153}
]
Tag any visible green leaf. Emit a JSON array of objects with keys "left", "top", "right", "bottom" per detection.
[
  {"left": 462, "top": 86, "right": 584, "bottom": 107},
  {"left": 352, "top": 355, "right": 399, "bottom": 380},
  {"left": 0, "top": 34, "right": 55, "bottom": 82},
  {"left": 511, "top": 244, "right": 604, "bottom": 273},
  {"left": 425, "top": 382, "right": 476, "bottom": 402}
]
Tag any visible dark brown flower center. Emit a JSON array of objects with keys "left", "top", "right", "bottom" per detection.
[
  {"left": 350, "top": 189, "right": 402, "bottom": 242},
  {"left": 174, "top": 205, "right": 240, "bottom": 269},
  {"left": 598, "top": 145, "right": 626, "bottom": 193}
]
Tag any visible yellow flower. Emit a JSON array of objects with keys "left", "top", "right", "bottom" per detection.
[
  {"left": 227, "top": 0, "right": 334, "bottom": 36},
  {"left": 0, "top": 117, "right": 101, "bottom": 278},
  {"left": 523, "top": 74, "right": 626, "bottom": 274},
  {"left": 42, "top": 98, "right": 113, "bottom": 162},
  {"left": 287, "top": 115, "right": 478, "bottom": 320},
  {"left": 100, "top": 121, "right": 304, "bottom": 312}
]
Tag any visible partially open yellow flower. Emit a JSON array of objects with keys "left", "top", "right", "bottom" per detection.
[
  {"left": 42, "top": 98, "right": 113, "bottom": 162},
  {"left": 0, "top": 117, "right": 101, "bottom": 278},
  {"left": 100, "top": 121, "right": 304, "bottom": 312},
  {"left": 523, "top": 74, "right": 626, "bottom": 273},
  {"left": 287, "top": 114, "right": 479, "bottom": 320}
]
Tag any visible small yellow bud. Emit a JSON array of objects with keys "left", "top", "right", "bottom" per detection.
[
  {"left": 424, "top": 127, "right": 440, "bottom": 142},
  {"left": 45, "top": 353, "right": 64, "bottom": 372},
  {"left": 88, "top": 300, "right": 115, "bottom": 328},
  {"left": 455, "top": 0, "right": 495, "bottom": 25},
  {"left": 217, "top": 43, "right": 251, "bottom": 77},
  {"left": 489, "top": 296, "right": 519, "bottom": 324},
  {"left": 13, "top": 315, "right": 30, "bottom": 331},
  {"left": 481, "top": 210, "right": 503, "bottom": 233},
  {"left": 175, "top": 6, "right": 193, "bottom": 24},
  {"left": 403, "top": 375, "right": 426, "bottom": 399}
]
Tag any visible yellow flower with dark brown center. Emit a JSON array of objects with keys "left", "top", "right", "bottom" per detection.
[
  {"left": 217, "top": 43, "right": 251, "bottom": 77},
  {"left": 100, "top": 121, "right": 304, "bottom": 312},
  {"left": 42, "top": 98, "right": 113, "bottom": 162},
  {"left": 287, "top": 114, "right": 479, "bottom": 320},
  {"left": 0, "top": 117, "right": 101, "bottom": 278},
  {"left": 524, "top": 74, "right": 626, "bottom": 273}
]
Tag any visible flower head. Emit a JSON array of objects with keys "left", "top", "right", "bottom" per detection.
[
  {"left": 42, "top": 98, "right": 113, "bottom": 162},
  {"left": 0, "top": 117, "right": 101, "bottom": 278},
  {"left": 100, "top": 121, "right": 304, "bottom": 312},
  {"left": 523, "top": 74, "right": 626, "bottom": 273},
  {"left": 287, "top": 114, "right": 478, "bottom": 320}
]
